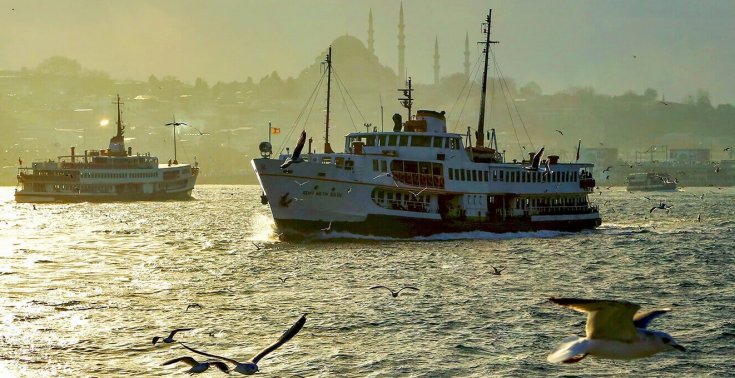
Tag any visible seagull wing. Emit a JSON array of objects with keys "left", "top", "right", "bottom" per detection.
[
  {"left": 370, "top": 285, "right": 393, "bottom": 293},
  {"left": 169, "top": 328, "right": 194, "bottom": 338},
  {"left": 547, "top": 336, "right": 590, "bottom": 363},
  {"left": 251, "top": 314, "right": 307, "bottom": 364},
  {"left": 396, "top": 286, "right": 419, "bottom": 295},
  {"left": 549, "top": 298, "right": 640, "bottom": 342},
  {"left": 179, "top": 342, "right": 241, "bottom": 366},
  {"left": 633, "top": 308, "right": 671, "bottom": 329},
  {"left": 162, "top": 356, "right": 199, "bottom": 367},
  {"left": 211, "top": 361, "right": 230, "bottom": 373},
  {"left": 291, "top": 130, "right": 307, "bottom": 161},
  {"left": 152, "top": 336, "right": 162, "bottom": 345},
  {"left": 650, "top": 207, "right": 656, "bottom": 213},
  {"left": 532, "top": 147, "right": 545, "bottom": 170}
]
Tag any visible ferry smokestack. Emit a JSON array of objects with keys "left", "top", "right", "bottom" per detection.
[
  {"left": 71, "top": 147, "right": 75, "bottom": 163},
  {"left": 128, "top": 147, "right": 132, "bottom": 156}
]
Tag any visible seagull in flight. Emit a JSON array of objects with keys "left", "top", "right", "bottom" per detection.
[
  {"left": 524, "top": 146, "right": 545, "bottom": 171},
  {"left": 409, "top": 187, "right": 427, "bottom": 198},
  {"left": 373, "top": 172, "right": 398, "bottom": 186},
  {"left": 280, "top": 130, "right": 306, "bottom": 169},
  {"left": 251, "top": 241, "right": 264, "bottom": 250},
  {"left": 185, "top": 303, "right": 203, "bottom": 312},
  {"left": 180, "top": 314, "right": 307, "bottom": 375},
  {"left": 547, "top": 297, "right": 684, "bottom": 363},
  {"left": 152, "top": 328, "right": 193, "bottom": 345},
  {"left": 724, "top": 147, "right": 731, "bottom": 151},
  {"left": 490, "top": 266, "right": 505, "bottom": 275},
  {"left": 294, "top": 180, "right": 309, "bottom": 187},
  {"left": 650, "top": 202, "right": 673, "bottom": 213},
  {"left": 320, "top": 221, "right": 332, "bottom": 232},
  {"left": 602, "top": 166, "right": 612, "bottom": 173},
  {"left": 162, "top": 356, "right": 230, "bottom": 374},
  {"left": 555, "top": 129, "right": 564, "bottom": 135},
  {"left": 370, "top": 285, "right": 419, "bottom": 297}
]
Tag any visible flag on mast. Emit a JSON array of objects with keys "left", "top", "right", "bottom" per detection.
[{"left": 271, "top": 127, "right": 281, "bottom": 134}]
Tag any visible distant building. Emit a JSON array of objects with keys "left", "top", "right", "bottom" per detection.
[{"left": 669, "top": 148, "right": 711, "bottom": 163}]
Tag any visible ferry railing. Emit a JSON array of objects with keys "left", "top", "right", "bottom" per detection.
[{"left": 391, "top": 171, "right": 445, "bottom": 188}]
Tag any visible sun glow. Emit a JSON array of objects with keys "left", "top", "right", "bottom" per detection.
[{"left": 99, "top": 119, "right": 110, "bottom": 127}]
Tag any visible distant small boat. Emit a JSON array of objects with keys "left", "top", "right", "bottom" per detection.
[
  {"left": 15, "top": 95, "right": 199, "bottom": 203},
  {"left": 626, "top": 172, "right": 677, "bottom": 192}
]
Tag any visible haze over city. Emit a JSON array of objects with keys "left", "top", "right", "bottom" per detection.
[{"left": 2, "top": 0, "right": 735, "bottom": 105}]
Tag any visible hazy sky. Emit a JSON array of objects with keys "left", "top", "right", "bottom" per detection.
[{"left": 2, "top": 0, "right": 735, "bottom": 104}]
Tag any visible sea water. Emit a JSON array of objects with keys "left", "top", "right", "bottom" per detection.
[{"left": 0, "top": 185, "right": 733, "bottom": 377}]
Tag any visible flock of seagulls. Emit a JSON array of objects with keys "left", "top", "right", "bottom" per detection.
[{"left": 159, "top": 314, "right": 307, "bottom": 375}]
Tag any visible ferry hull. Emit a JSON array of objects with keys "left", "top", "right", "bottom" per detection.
[
  {"left": 273, "top": 213, "right": 601, "bottom": 240},
  {"left": 14, "top": 188, "right": 195, "bottom": 203},
  {"left": 253, "top": 158, "right": 601, "bottom": 240}
]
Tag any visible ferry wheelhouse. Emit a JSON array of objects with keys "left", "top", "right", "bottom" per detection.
[
  {"left": 15, "top": 95, "right": 199, "bottom": 203},
  {"left": 251, "top": 10, "right": 601, "bottom": 239}
]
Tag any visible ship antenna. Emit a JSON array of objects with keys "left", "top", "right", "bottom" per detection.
[
  {"left": 323, "top": 46, "right": 334, "bottom": 153},
  {"left": 477, "top": 9, "right": 499, "bottom": 148},
  {"left": 114, "top": 94, "right": 124, "bottom": 138},
  {"left": 165, "top": 115, "right": 188, "bottom": 163},
  {"left": 398, "top": 76, "right": 413, "bottom": 120}
]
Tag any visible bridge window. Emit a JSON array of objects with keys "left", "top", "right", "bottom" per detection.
[
  {"left": 399, "top": 135, "right": 409, "bottom": 146},
  {"left": 433, "top": 137, "right": 443, "bottom": 148},
  {"left": 411, "top": 136, "right": 431, "bottom": 147}
]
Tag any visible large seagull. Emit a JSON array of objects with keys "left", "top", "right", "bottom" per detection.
[{"left": 547, "top": 298, "right": 684, "bottom": 363}]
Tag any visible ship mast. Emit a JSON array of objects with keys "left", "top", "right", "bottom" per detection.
[
  {"left": 477, "top": 9, "right": 498, "bottom": 148},
  {"left": 115, "top": 94, "right": 124, "bottom": 138},
  {"left": 323, "top": 46, "right": 334, "bottom": 153},
  {"left": 398, "top": 76, "right": 413, "bottom": 120},
  {"left": 165, "top": 116, "right": 188, "bottom": 164},
  {"left": 108, "top": 94, "right": 127, "bottom": 157}
]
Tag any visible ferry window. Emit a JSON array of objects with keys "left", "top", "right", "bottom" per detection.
[
  {"left": 387, "top": 135, "right": 396, "bottom": 146},
  {"left": 472, "top": 170, "right": 477, "bottom": 181},
  {"left": 499, "top": 170, "right": 504, "bottom": 181},
  {"left": 404, "top": 161, "right": 418, "bottom": 173},
  {"left": 432, "top": 163, "right": 442, "bottom": 175},
  {"left": 378, "top": 135, "right": 387, "bottom": 146},
  {"left": 433, "top": 137, "right": 443, "bottom": 148},
  {"left": 574, "top": 172, "right": 578, "bottom": 181},
  {"left": 446, "top": 137, "right": 459, "bottom": 150},
  {"left": 419, "top": 162, "right": 430, "bottom": 174},
  {"left": 399, "top": 135, "right": 409, "bottom": 146},
  {"left": 449, "top": 169, "right": 454, "bottom": 180},
  {"left": 484, "top": 171, "right": 489, "bottom": 182},
  {"left": 372, "top": 160, "right": 379, "bottom": 171},
  {"left": 411, "top": 136, "right": 431, "bottom": 147},
  {"left": 391, "top": 160, "right": 403, "bottom": 172},
  {"left": 460, "top": 169, "right": 466, "bottom": 181},
  {"left": 365, "top": 135, "right": 376, "bottom": 146},
  {"left": 381, "top": 160, "right": 388, "bottom": 172}
]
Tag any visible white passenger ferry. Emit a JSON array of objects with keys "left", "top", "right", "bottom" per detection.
[
  {"left": 15, "top": 95, "right": 199, "bottom": 203},
  {"left": 252, "top": 10, "right": 601, "bottom": 239}
]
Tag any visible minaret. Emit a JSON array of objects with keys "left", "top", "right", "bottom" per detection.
[
  {"left": 367, "top": 9, "right": 375, "bottom": 55},
  {"left": 464, "top": 31, "right": 470, "bottom": 78},
  {"left": 433, "top": 36, "right": 440, "bottom": 85},
  {"left": 398, "top": 2, "right": 405, "bottom": 84}
]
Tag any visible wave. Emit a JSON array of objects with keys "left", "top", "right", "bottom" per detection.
[{"left": 310, "top": 229, "right": 568, "bottom": 241}]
